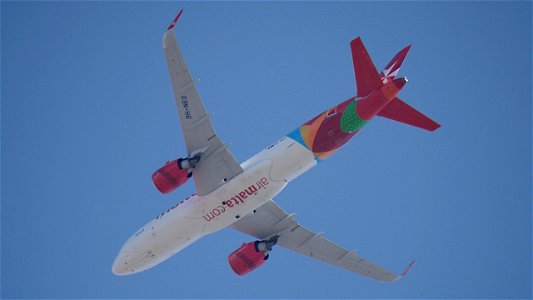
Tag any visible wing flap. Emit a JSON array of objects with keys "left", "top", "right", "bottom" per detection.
[{"left": 277, "top": 224, "right": 399, "bottom": 281}]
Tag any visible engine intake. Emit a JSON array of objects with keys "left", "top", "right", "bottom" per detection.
[{"left": 177, "top": 154, "right": 200, "bottom": 170}]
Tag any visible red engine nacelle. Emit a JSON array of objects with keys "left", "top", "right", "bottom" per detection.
[
  {"left": 228, "top": 237, "right": 278, "bottom": 276},
  {"left": 152, "top": 158, "right": 192, "bottom": 194},
  {"left": 228, "top": 241, "right": 268, "bottom": 276}
]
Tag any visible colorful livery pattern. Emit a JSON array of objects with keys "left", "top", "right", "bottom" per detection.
[
  {"left": 287, "top": 38, "right": 438, "bottom": 161},
  {"left": 289, "top": 97, "right": 369, "bottom": 160}
]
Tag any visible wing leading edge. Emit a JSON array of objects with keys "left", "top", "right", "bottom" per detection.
[
  {"left": 232, "top": 200, "right": 413, "bottom": 282},
  {"left": 163, "top": 12, "right": 243, "bottom": 196}
]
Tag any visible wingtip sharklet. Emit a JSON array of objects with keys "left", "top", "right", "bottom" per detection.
[
  {"left": 386, "top": 259, "right": 415, "bottom": 282},
  {"left": 400, "top": 259, "right": 416, "bottom": 277},
  {"left": 167, "top": 9, "right": 184, "bottom": 31}
]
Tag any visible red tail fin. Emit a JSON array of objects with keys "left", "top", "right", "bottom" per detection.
[
  {"left": 380, "top": 45, "right": 411, "bottom": 82},
  {"left": 378, "top": 97, "right": 440, "bottom": 131},
  {"left": 351, "top": 37, "right": 383, "bottom": 97}
]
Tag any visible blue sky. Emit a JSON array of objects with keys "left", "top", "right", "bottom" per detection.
[{"left": 2, "top": 1, "right": 531, "bottom": 299}]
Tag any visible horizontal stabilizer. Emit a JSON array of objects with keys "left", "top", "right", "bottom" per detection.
[
  {"left": 378, "top": 97, "right": 440, "bottom": 131},
  {"left": 351, "top": 37, "right": 383, "bottom": 97}
]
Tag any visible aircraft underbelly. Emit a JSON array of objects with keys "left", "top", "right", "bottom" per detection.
[
  {"left": 115, "top": 159, "right": 290, "bottom": 274},
  {"left": 200, "top": 160, "right": 286, "bottom": 233},
  {"left": 241, "top": 136, "right": 317, "bottom": 182},
  {"left": 117, "top": 135, "right": 317, "bottom": 275},
  {"left": 272, "top": 137, "right": 317, "bottom": 181}
]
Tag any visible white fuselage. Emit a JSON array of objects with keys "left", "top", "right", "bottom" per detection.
[{"left": 112, "top": 136, "right": 316, "bottom": 275}]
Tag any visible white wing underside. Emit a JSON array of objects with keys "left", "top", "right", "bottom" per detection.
[
  {"left": 163, "top": 30, "right": 242, "bottom": 196},
  {"left": 232, "top": 200, "right": 403, "bottom": 282}
]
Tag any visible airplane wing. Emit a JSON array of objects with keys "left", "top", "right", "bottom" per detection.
[
  {"left": 163, "top": 12, "right": 243, "bottom": 196},
  {"left": 232, "top": 199, "right": 413, "bottom": 282}
]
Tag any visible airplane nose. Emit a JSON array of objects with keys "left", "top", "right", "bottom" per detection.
[
  {"left": 112, "top": 247, "right": 159, "bottom": 276},
  {"left": 112, "top": 249, "right": 131, "bottom": 276},
  {"left": 112, "top": 256, "right": 128, "bottom": 276}
]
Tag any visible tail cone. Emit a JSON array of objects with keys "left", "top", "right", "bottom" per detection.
[{"left": 393, "top": 77, "right": 408, "bottom": 90}]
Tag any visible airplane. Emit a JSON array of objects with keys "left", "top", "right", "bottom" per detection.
[{"left": 112, "top": 10, "right": 440, "bottom": 282}]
